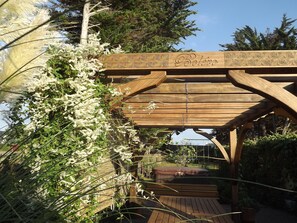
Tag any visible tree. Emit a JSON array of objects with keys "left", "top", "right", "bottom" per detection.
[
  {"left": 220, "top": 14, "right": 297, "bottom": 51},
  {"left": 48, "top": 0, "right": 199, "bottom": 52}
]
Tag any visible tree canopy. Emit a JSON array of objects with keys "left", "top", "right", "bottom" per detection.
[
  {"left": 220, "top": 14, "right": 297, "bottom": 51},
  {"left": 48, "top": 0, "right": 199, "bottom": 52}
]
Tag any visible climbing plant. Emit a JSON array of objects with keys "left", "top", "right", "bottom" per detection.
[{"left": 1, "top": 34, "right": 149, "bottom": 222}]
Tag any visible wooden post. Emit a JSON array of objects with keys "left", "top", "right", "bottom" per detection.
[
  {"left": 229, "top": 123, "right": 253, "bottom": 223},
  {"left": 229, "top": 128, "right": 241, "bottom": 223}
]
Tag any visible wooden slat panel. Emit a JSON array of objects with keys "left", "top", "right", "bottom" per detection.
[
  {"left": 123, "top": 102, "right": 259, "bottom": 109},
  {"left": 117, "top": 71, "right": 166, "bottom": 96},
  {"left": 123, "top": 108, "right": 253, "bottom": 115},
  {"left": 134, "top": 121, "right": 230, "bottom": 128},
  {"left": 139, "top": 82, "right": 292, "bottom": 94},
  {"left": 227, "top": 102, "right": 275, "bottom": 128},
  {"left": 125, "top": 94, "right": 264, "bottom": 103},
  {"left": 143, "top": 83, "right": 251, "bottom": 94},
  {"left": 126, "top": 113, "right": 238, "bottom": 119}
]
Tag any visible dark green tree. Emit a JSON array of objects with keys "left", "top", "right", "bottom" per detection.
[
  {"left": 220, "top": 14, "right": 297, "bottom": 50},
  {"left": 48, "top": 0, "right": 199, "bottom": 52}
]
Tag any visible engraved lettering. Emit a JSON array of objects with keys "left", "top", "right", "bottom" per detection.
[{"left": 175, "top": 53, "right": 219, "bottom": 67}]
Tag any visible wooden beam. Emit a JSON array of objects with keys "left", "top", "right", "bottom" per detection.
[
  {"left": 230, "top": 128, "right": 237, "bottom": 163},
  {"left": 102, "top": 50, "right": 297, "bottom": 70},
  {"left": 125, "top": 93, "right": 264, "bottom": 103},
  {"left": 139, "top": 82, "right": 293, "bottom": 94},
  {"left": 143, "top": 83, "right": 251, "bottom": 94},
  {"left": 123, "top": 102, "right": 259, "bottom": 109},
  {"left": 193, "top": 129, "right": 230, "bottom": 163},
  {"left": 123, "top": 108, "right": 252, "bottom": 115},
  {"left": 126, "top": 113, "right": 238, "bottom": 119},
  {"left": 117, "top": 71, "right": 166, "bottom": 97},
  {"left": 274, "top": 107, "right": 297, "bottom": 124},
  {"left": 226, "top": 101, "right": 275, "bottom": 128},
  {"left": 229, "top": 128, "right": 240, "bottom": 223},
  {"left": 234, "top": 123, "right": 253, "bottom": 163},
  {"left": 228, "top": 70, "right": 297, "bottom": 120},
  {"left": 133, "top": 120, "right": 230, "bottom": 128}
]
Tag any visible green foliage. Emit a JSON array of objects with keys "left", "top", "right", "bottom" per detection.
[
  {"left": 0, "top": 36, "right": 143, "bottom": 222},
  {"left": 165, "top": 144, "right": 196, "bottom": 167},
  {"left": 221, "top": 14, "right": 297, "bottom": 50},
  {"left": 48, "top": 0, "right": 199, "bottom": 52},
  {"left": 240, "top": 133, "right": 297, "bottom": 208}
]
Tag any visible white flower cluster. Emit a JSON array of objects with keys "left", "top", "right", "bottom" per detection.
[{"left": 23, "top": 34, "right": 136, "bottom": 220}]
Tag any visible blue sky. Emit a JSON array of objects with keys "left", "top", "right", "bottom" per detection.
[{"left": 179, "top": 0, "right": 297, "bottom": 52}]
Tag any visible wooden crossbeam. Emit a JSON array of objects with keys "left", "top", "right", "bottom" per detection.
[
  {"left": 125, "top": 94, "right": 264, "bottom": 103},
  {"left": 117, "top": 71, "right": 166, "bottom": 97},
  {"left": 194, "top": 129, "right": 230, "bottom": 163},
  {"left": 102, "top": 50, "right": 297, "bottom": 70},
  {"left": 133, "top": 120, "right": 230, "bottom": 128},
  {"left": 228, "top": 70, "right": 297, "bottom": 120},
  {"left": 126, "top": 113, "right": 238, "bottom": 119},
  {"left": 123, "top": 108, "right": 253, "bottom": 114},
  {"left": 141, "top": 82, "right": 292, "bottom": 94},
  {"left": 123, "top": 102, "right": 259, "bottom": 109}
]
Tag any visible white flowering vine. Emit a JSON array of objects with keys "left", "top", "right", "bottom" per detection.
[{"left": 17, "top": 34, "right": 140, "bottom": 222}]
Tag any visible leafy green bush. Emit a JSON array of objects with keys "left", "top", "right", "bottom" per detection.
[{"left": 240, "top": 133, "right": 297, "bottom": 209}]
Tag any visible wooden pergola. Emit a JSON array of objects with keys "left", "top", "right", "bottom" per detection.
[{"left": 103, "top": 50, "right": 297, "bottom": 222}]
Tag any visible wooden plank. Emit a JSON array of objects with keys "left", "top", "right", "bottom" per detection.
[
  {"left": 226, "top": 101, "right": 275, "bottom": 128},
  {"left": 162, "top": 196, "right": 171, "bottom": 223},
  {"left": 168, "top": 196, "right": 178, "bottom": 223},
  {"left": 107, "top": 73, "right": 297, "bottom": 83},
  {"left": 126, "top": 113, "right": 239, "bottom": 119},
  {"left": 102, "top": 50, "right": 297, "bottom": 70},
  {"left": 186, "top": 197, "right": 194, "bottom": 214},
  {"left": 125, "top": 94, "right": 264, "bottom": 103},
  {"left": 228, "top": 70, "right": 297, "bottom": 120},
  {"left": 134, "top": 121, "right": 230, "bottom": 128},
  {"left": 148, "top": 209, "right": 159, "bottom": 223},
  {"left": 149, "top": 196, "right": 233, "bottom": 223},
  {"left": 144, "top": 83, "right": 251, "bottom": 94},
  {"left": 141, "top": 82, "right": 292, "bottom": 94},
  {"left": 123, "top": 108, "right": 252, "bottom": 115},
  {"left": 230, "top": 128, "right": 237, "bottom": 164},
  {"left": 123, "top": 102, "right": 259, "bottom": 109},
  {"left": 117, "top": 71, "right": 166, "bottom": 97},
  {"left": 205, "top": 198, "right": 225, "bottom": 223}
]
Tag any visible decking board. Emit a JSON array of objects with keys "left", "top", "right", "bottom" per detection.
[{"left": 148, "top": 196, "right": 234, "bottom": 223}]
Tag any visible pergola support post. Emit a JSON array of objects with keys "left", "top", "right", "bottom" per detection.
[
  {"left": 229, "top": 128, "right": 240, "bottom": 223},
  {"left": 229, "top": 123, "right": 253, "bottom": 223}
]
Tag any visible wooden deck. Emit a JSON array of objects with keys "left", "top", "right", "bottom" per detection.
[
  {"left": 145, "top": 183, "right": 219, "bottom": 198},
  {"left": 148, "top": 196, "right": 234, "bottom": 223}
]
